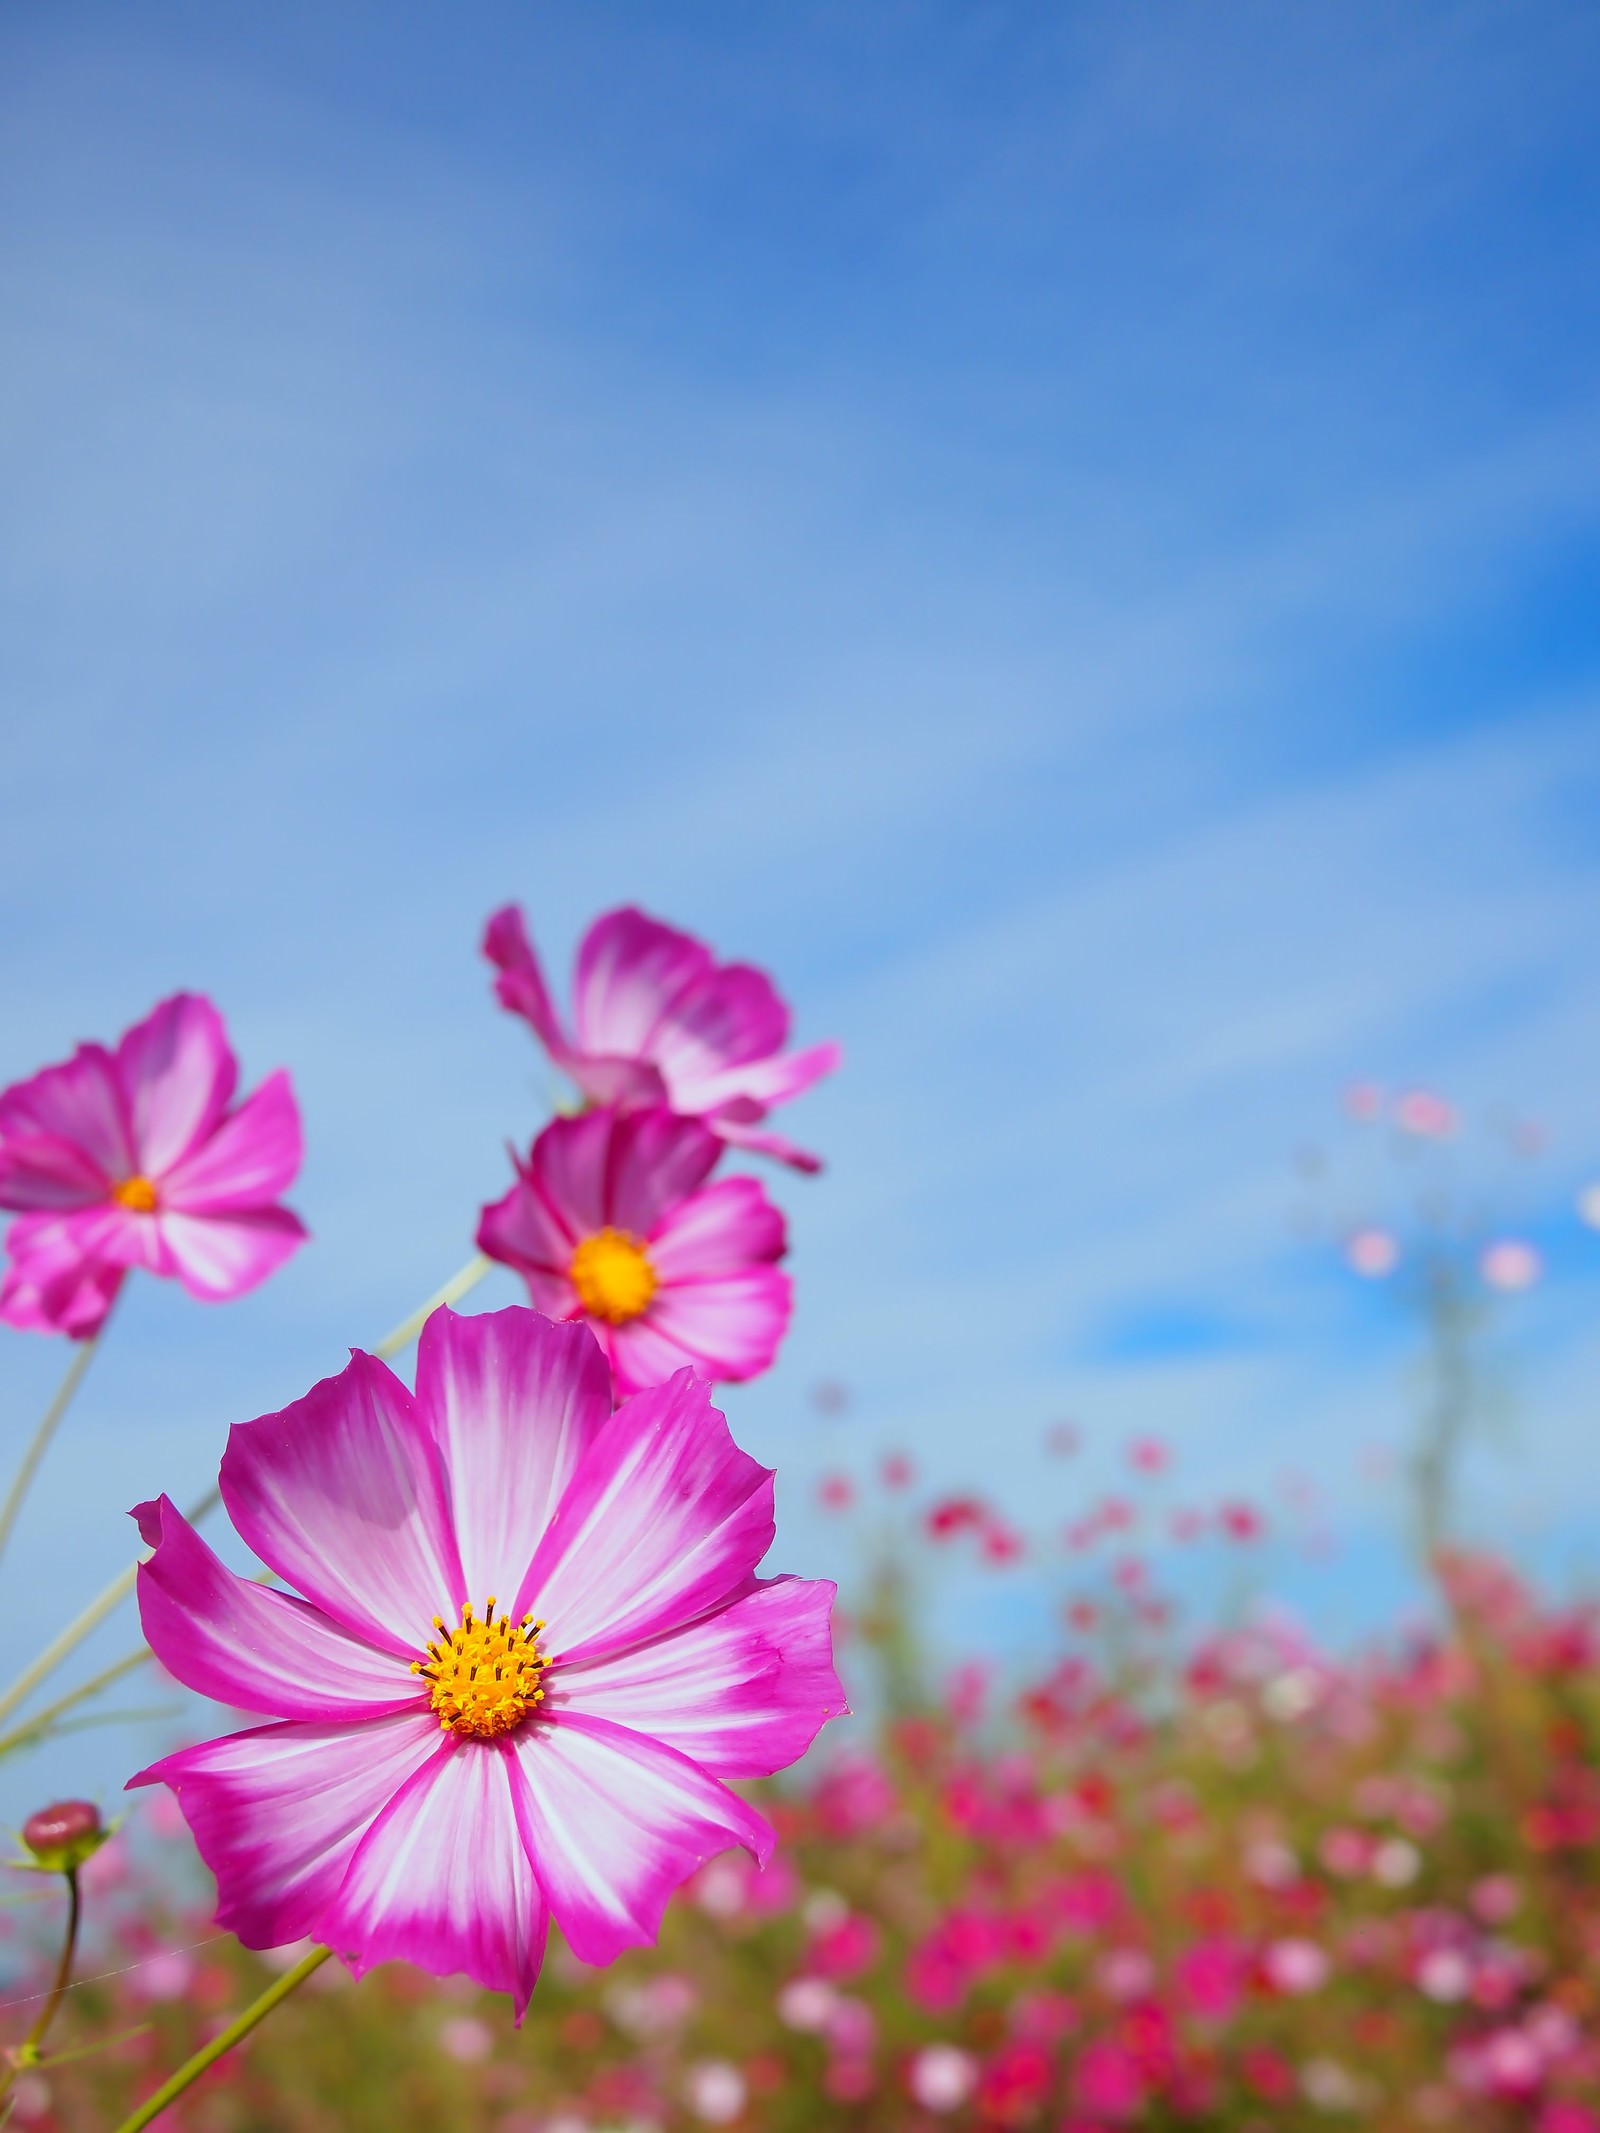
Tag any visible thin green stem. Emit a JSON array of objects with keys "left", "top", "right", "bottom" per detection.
[
  {"left": 111, "top": 1944, "right": 332, "bottom": 2133},
  {"left": 371, "top": 1252, "right": 492, "bottom": 1359},
  {"left": 0, "top": 1647, "right": 153, "bottom": 1760},
  {"left": 1, "top": 1868, "right": 80, "bottom": 2100},
  {"left": 0, "top": 1255, "right": 490, "bottom": 1734},
  {"left": 0, "top": 1309, "right": 116, "bottom": 1572}
]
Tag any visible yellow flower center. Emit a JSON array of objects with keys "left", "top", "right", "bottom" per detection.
[
  {"left": 412, "top": 1599, "right": 547, "bottom": 1741},
  {"left": 569, "top": 1226, "right": 657, "bottom": 1324},
  {"left": 112, "top": 1173, "right": 159, "bottom": 1213}
]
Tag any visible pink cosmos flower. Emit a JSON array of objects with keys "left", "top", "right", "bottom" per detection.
[
  {"left": 483, "top": 904, "right": 840, "bottom": 1173},
  {"left": 476, "top": 1106, "right": 791, "bottom": 1398},
  {"left": 129, "top": 1305, "right": 845, "bottom": 2017},
  {"left": 0, "top": 993, "right": 305, "bottom": 1336}
]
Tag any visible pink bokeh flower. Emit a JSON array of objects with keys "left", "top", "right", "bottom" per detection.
[
  {"left": 0, "top": 994, "right": 305, "bottom": 1336},
  {"left": 129, "top": 1306, "right": 845, "bottom": 2017},
  {"left": 477, "top": 1106, "right": 791, "bottom": 1398},
  {"left": 484, "top": 904, "right": 840, "bottom": 1172}
]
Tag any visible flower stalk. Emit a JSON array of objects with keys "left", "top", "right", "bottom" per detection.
[
  {"left": 110, "top": 1944, "right": 332, "bottom": 2132},
  {"left": 0, "top": 1306, "right": 116, "bottom": 1572}
]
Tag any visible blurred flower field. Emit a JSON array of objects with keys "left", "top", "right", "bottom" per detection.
[{"left": 9, "top": 1489, "right": 1600, "bottom": 2133}]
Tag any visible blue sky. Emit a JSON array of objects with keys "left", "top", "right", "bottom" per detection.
[{"left": 2, "top": 3, "right": 1599, "bottom": 1810}]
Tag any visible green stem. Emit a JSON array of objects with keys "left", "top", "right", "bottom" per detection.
[
  {"left": 112, "top": 1945, "right": 331, "bottom": 2133},
  {"left": 0, "top": 1647, "right": 152, "bottom": 1760},
  {"left": 0, "top": 1253, "right": 491, "bottom": 1733},
  {"left": 0, "top": 1308, "right": 116, "bottom": 1572},
  {"left": 371, "top": 1252, "right": 492, "bottom": 1359},
  {"left": 1, "top": 1868, "right": 80, "bottom": 2099},
  {"left": 0, "top": 1484, "right": 217, "bottom": 1738}
]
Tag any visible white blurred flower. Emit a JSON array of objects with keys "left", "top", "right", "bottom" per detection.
[
  {"left": 1264, "top": 1668, "right": 1321, "bottom": 1720},
  {"left": 1578, "top": 1182, "right": 1600, "bottom": 1230},
  {"left": 685, "top": 2061, "right": 746, "bottom": 2126},
  {"left": 1417, "top": 1949, "right": 1472, "bottom": 2003},
  {"left": 776, "top": 1977, "right": 838, "bottom": 2033},
  {"left": 694, "top": 1858, "right": 746, "bottom": 1919},
  {"left": 1302, "top": 2058, "right": 1363, "bottom": 2111},
  {"left": 907, "top": 2045, "right": 978, "bottom": 2113},
  {"left": 438, "top": 2016, "right": 493, "bottom": 2065},
  {"left": 1395, "top": 1090, "right": 1456, "bottom": 1138},
  {"left": 801, "top": 1887, "right": 849, "bottom": 1933},
  {"left": 1265, "top": 1937, "right": 1330, "bottom": 1993},
  {"left": 1372, "top": 1837, "right": 1421, "bottom": 1887}
]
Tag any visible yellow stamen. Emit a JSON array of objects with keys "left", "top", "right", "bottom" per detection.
[
  {"left": 569, "top": 1226, "right": 657, "bottom": 1324},
  {"left": 111, "top": 1174, "right": 159, "bottom": 1213},
  {"left": 412, "top": 1597, "right": 547, "bottom": 1741}
]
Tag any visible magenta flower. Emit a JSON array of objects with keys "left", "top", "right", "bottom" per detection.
[
  {"left": 130, "top": 1306, "right": 844, "bottom": 2016},
  {"left": 484, "top": 904, "right": 840, "bottom": 1173},
  {"left": 476, "top": 1106, "right": 791, "bottom": 1397},
  {"left": 0, "top": 994, "right": 305, "bottom": 1336}
]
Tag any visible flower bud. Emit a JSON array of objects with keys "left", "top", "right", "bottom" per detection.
[{"left": 19, "top": 1799, "right": 106, "bottom": 1872}]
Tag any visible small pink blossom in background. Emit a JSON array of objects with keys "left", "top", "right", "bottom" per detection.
[
  {"left": 478, "top": 1106, "right": 790, "bottom": 1397},
  {"left": 1343, "top": 1080, "right": 1385, "bottom": 1120},
  {"left": 1471, "top": 1872, "right": 1521, "bottom": 1924},
  {"left": 437, "top": 2015, "right": 493, "bottom": 2064},
  {"left": 906, "top": 2043, "right": 977, "bottom": 2112},
  {"left": 880, "top": 1452, "right": 914, "bottom": 1490},
  {"left": 1480, "top": 1238, "right": 1542, "bottom": 1292},
  {"left": 1540, "top": 2103, "right": 1600, "bottom": 2133},
  {"left": 1264, "top": 1936, "right": 1330, "bottom": 1994},
  {"left": 1112, "top": 1556, "right": 1146, "bottom": 1593},
  {"left": 1169, "top": 1508, "right": 1207, "bottom": 1543},
  {"left": 808, "top": 1910, "right": 880, "bottom": 1982},
  {"left": 1046, "top": 1419, "right": 1081, "bottom": 1455},
  {"left": 1126, "top": 1436, "right": 1169, "bottom": 1474},
  {"left": 981, "top": 1519, "right": 1025, "bottom": 1565},
  {"left": 684, "top": 2058, "right": 747, "bottom": 2124},
  {"left": 130, "top": 1306, "right": 845, "bottom": 2017},
  {"left": 818, "top": 1473, "right": 855, "bottom": 1511},
  {"left": 127, "top": 1948, "right": 195, "bottom": 2004},
  {"left": 1318, "top": 1826, "right": 1372, "bottom": 1878},
  {"left": 1175, "top": 1937, "right": 1246, "bottom": 2022},
  {"left": 1219, "top": 1501, "right": 1264, "bottom": 1543},
  {"left": 1067, "top": 1600, "right": 1099, "bottom": 1632},
  {"left": 824, "top": 1993, "right": 877, "bottom": 2058},
  {"left": 1096, "top": 1947, "right": 1154, "bottom": 2001},
  {"left": 1395, "top": 1089, "right": 1457, "bottom": 1138},
  {"left": 0, "top": 993, "right": 306, "bottom": 1337},
  {"left": 813, "top": 1757, "right": 897, "bottom": 1838},
  {"left": 483, "top": 903, "right": 840, "bottom": 1173},
  {"left": 926, "top": 1495, "right": 986, "bottom": 1540},
  {"left": 1073, "top": 2037, "right": 1147, "bottom": 2119},
  {"left": 1345, "top": 1226, "right": 1401, "bottom": 1279}
]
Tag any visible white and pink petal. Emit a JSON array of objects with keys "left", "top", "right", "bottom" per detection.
[
  {"left": 511, "top": 1712, "right": 772, "bottom": 1966},
  {"left": 647, "top": 1267, "right": 792, "bottom": 1383},
  {"left": 116, "top": 994, "right": 239, "bottom": 1178},
  {"left": 515, "top": 1371, "right": 774, "bottom": 1664},
  {"left": 414, "top": 1307, "right": 612, "bottom": 1605},
  {"left": 327, "top": 1739, "right": 549, "bottom": 2019},
  {"left": 157, "top": 1205, "right": 307, "bottom": 1301},
  {"left": 220, "top": 1351, "right": 464, "bottom": 1656},
  {"left": 159, "top": 1070, "right": 304, "bottom": 1212},
  {"left": 133, "top": 1494, "right": 419, "bottom": 1721},
  {"left": 128, "top": 1711, "right": 440, "bottom": 1952},
  {"left": 554, "top": 1575, "right": 846, "bottom": 1779}
]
